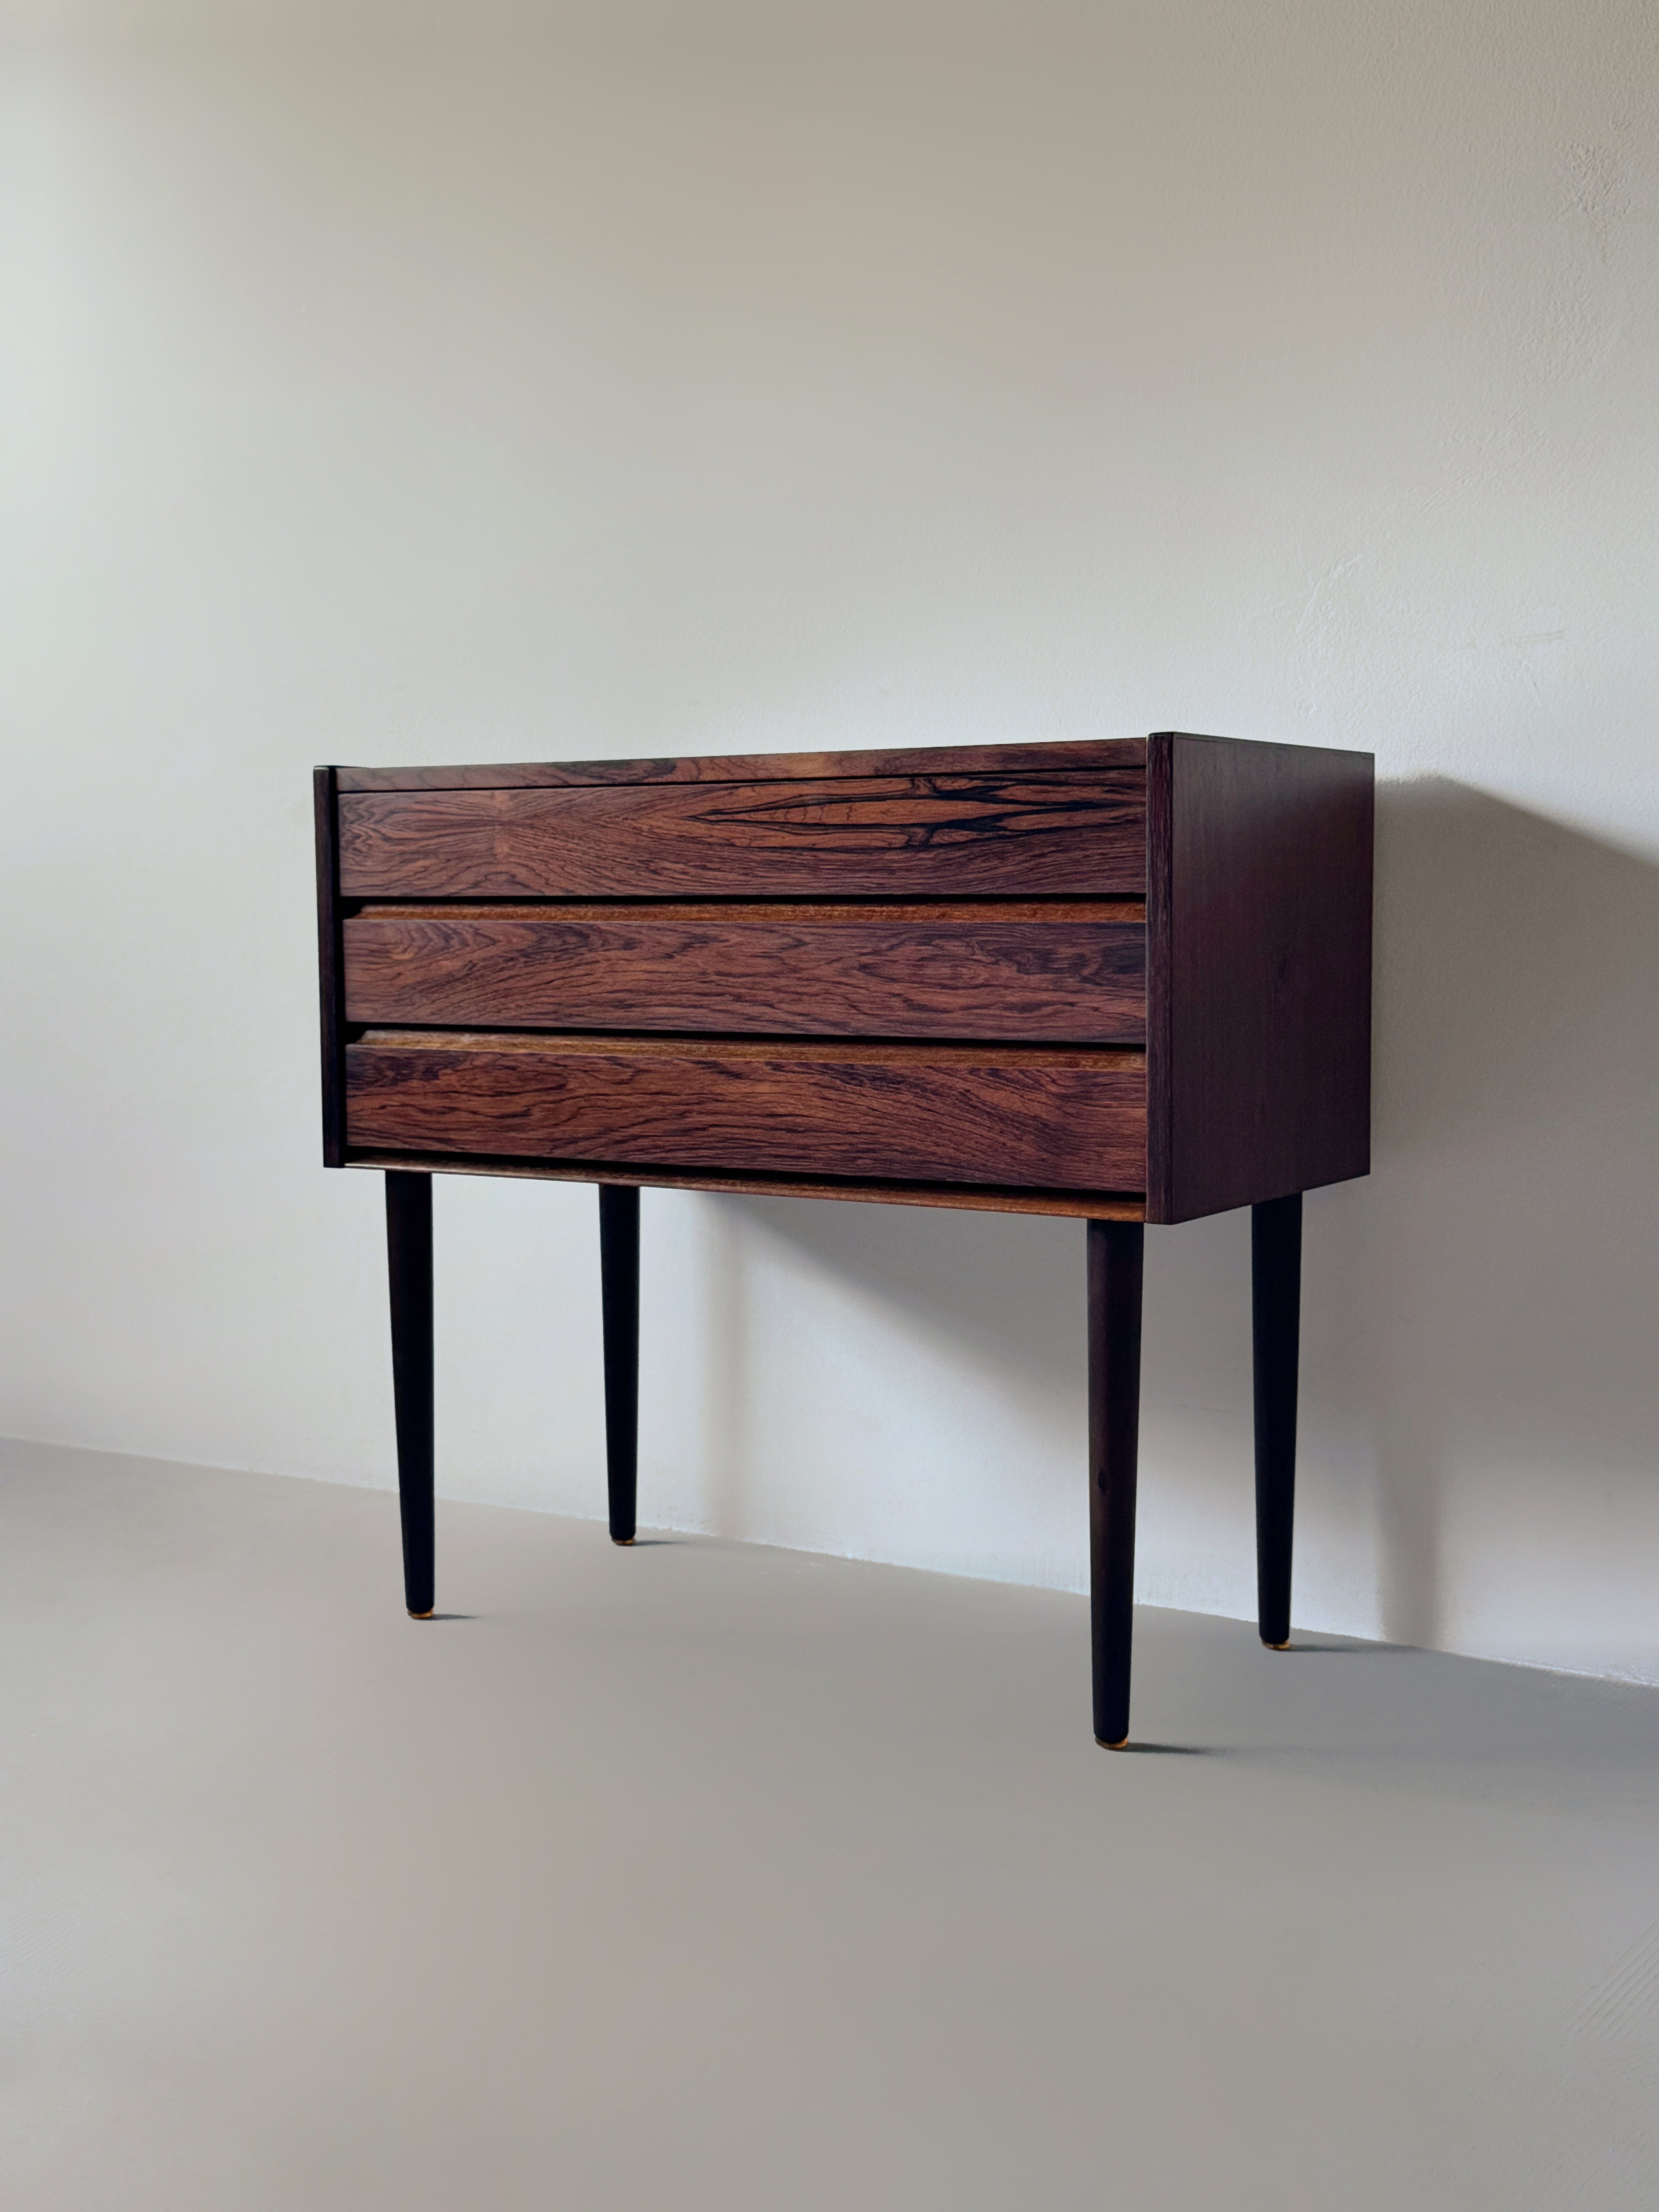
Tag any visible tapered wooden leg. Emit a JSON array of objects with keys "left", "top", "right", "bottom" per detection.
[
  {"left": 1089, "top": 1219, "right": 1144, "bottom": 1748},
  {"left": 599, "top": 1183, "right": 640, "bottom": 1546},
  {"left": 1252, "top": 1192, "right": 1302, "bottom": 1650},
  {"left": 385, "top": 1170, "right": 434, "bottom": 1618}
]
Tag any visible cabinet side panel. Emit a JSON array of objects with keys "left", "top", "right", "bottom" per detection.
[
  {"left": 1163, "top": 737, "right": 1372, "bottom": 1223},
  {"left": 1144, "top": 735, "right": 1175, "bottom": 1219},
  {"left": 314, "top": 767, "right": 347, "bottom": 1167}
]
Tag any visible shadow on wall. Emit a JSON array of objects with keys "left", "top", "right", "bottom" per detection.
[
  {"left": 729, "top": 778, "right": 1659, "bottom": 1672},
  {"left": 1352, "top": 778, "right": 1659, "bottom": 1666}
]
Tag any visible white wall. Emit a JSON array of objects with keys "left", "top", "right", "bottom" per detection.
[{"left": 3, "top": 2, "right": 1656, "bottom": 1680}]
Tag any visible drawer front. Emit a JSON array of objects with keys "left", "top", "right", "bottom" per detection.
[
  {"left": 345, "top": 1032, "right": 1147, "bottom": 1191},
  {"left": 337, "top": 772, "right": 1145, "bottom": 900},
  {"left": 342, "top": 903, "right": 1146, "bottom": 1044}
]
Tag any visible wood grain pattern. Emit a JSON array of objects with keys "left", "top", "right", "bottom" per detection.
[
  {"left": 342, "top": 902, "right": 1146, "bottom": 1043},
  {"left": 335, "top": 738, "right": 1148, "bottom": 792},
  {"left": 1145, "top": 733, "right": 1373, "bottom": 1223},
  {"left": 345, "top": 1153, "right": 1146, "bottom": 1219},
  {"left": 337, "top": 773, "right": 1147, "bottom": 900},
  {"left": 345, "top": 1030, "right": 1147, "bottom": 1190}
]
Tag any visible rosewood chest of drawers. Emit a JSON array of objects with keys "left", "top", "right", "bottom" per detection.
[{"left": 315, "top": 732, "right": 1373, "bottom": 1746}]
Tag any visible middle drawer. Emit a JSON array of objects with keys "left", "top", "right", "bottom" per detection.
[{"left": 342, "top": 902, "right": 1146, "bottom": 1045}]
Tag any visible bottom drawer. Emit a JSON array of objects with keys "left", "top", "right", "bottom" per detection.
[{"left": 345, "top": 1031, "right": 1146, "bottom": 1192}]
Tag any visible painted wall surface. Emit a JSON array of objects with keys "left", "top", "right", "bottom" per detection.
[{"left": 3, "top": 3, "right": 1656, "bottom": 1680}]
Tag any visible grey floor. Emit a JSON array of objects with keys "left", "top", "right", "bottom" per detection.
[{"left": 2, "top": 1441, "right": 1656, "bottom": 2211}]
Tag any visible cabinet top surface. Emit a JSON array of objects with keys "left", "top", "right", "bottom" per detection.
[
  {"left": 327, "top": 733, "right": 1370, "bottom": 794},
  {"left": 332, "top": 737, "right": 1146, "bottom": 792}
]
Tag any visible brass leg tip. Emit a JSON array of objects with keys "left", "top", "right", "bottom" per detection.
[
  {"left": 1096, "top": 1735, "right": 1129, "bottom": 1750},
  {"left": 612, "top": 1535, "right": 635, "bottom": 1547},
  {"left": 408, "top": 1608, "right": 433, "bottom": 1620},
  {"left": 1266, "top": 1638, "right": 1291, "bottom": 1650}
]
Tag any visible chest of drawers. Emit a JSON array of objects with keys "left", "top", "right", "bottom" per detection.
[{"left": 316, "top": 732, "right": 1372, "bottom": 1745}]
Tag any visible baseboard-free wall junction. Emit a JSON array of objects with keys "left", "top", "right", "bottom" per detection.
[{"left": 317, "top": 732, "right": 1373, "bottom": 1744}]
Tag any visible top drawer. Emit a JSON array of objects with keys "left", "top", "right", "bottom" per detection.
[{"left": 337, "top": 772, "right": 1146, "bottom": 900}]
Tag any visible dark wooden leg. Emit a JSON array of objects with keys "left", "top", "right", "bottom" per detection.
[
  {"left": 1089, "top": 1219, "right": 1144, "bottom": 1749},
  {"left": 599, "top": 1183, "right": 640, "bottom": 1546},
  {"left": 385, "top": 1170, "right": 435, "bottom": 1618},
  {"left": 1252, "top": 1192, "right": 1302, "bottom": 1650}
]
